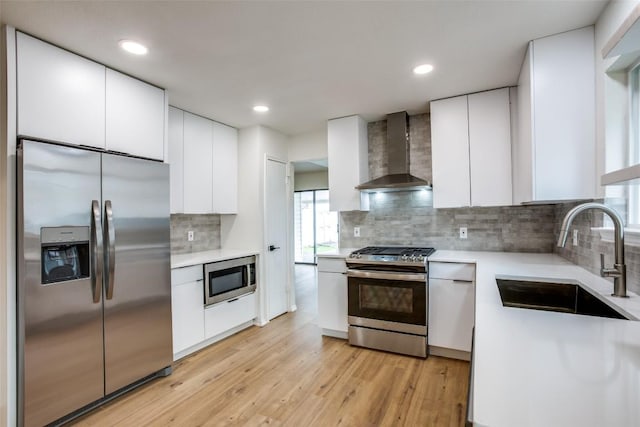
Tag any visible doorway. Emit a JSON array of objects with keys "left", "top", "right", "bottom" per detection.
[{"left": 294, "top": 189, "right": 338, "bottom": 264}]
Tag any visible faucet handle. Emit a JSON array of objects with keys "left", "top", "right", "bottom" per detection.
[{"left": 600, "top": 253, "right": 605, "bottom": 276}]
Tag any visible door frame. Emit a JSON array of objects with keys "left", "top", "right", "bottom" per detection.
[{"left": 259, "top": 155, "right": 295, "bottom": 325}]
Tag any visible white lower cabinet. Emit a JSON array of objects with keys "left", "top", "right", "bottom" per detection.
[
  {"left": 428, "top": 262, "right": 476, "bottom": 357},
  {"left": 171, "top": 266, "right": 205, "bottom": 355},
  {"left": 317, "top": 257, "right": 348, "bottom": 337},
  {"left": 204, "top": 293, "right": 257, "bottom": 339}
]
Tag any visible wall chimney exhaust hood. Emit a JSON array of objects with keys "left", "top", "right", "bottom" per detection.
[{"left": 356, "top": 111, "right": 432, "bottom": 193}]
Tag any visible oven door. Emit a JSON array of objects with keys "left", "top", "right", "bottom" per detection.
[{"left": 347, "top": 269, "right": 427, "bottom": 333}]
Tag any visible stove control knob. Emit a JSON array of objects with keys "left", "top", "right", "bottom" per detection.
[
  {"left": 401, "top": 254, "right": 409, "bottom": 261},
  {"left": 417, "top": 255, "right": 425, "bottom": 262},
  {"left": 409, "top": 256, "right": 417, "bottom": 262},
  {"left": 356, "top": 254, "right": 362, "bottom": 259}
]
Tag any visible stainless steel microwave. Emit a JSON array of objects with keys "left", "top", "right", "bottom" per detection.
[{"left": 204, "top": 255, "right": 256, "bottom": 306}]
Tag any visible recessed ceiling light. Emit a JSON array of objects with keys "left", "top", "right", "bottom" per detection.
[
  {"left": 413, "top": 64, "right": 434, "bottom": 75},
  {"left": 119, "top": 40, "right": 148, "bottom": 55},
  {"left": 253, "top": 105, "right": 269, "bottom": 113}
]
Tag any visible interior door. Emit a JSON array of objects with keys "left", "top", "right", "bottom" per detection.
[
  {"left": 265, "top": 159, "right": 289, "bottom": 320},
  {"left": 18, "top": 141, "right": 104, "bottom": 427},
  {"left": 101, "top": 153, "right": 173, "bottom": 394}
]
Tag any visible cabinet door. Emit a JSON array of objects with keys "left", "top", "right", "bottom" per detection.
[
  {"left": 212, "top": 122, "right": 238, "bottom": 214},
  {"left": 168, "top": 107, "right": 184, "bottom": 213},
  {"left": 106, "top": 69, "right": 165, "bottom": 160},
  {"left": 327, "top": 116, "right": 370, "bottom": 212},
  {"left": 468, "top": 88, "right": 512, "bottom": 207},
  {"left": 317, "top": 271, "right": 348, "bottom": 333},
  {"left": 428, "top": 278, "right": 475, "bottom": 352},
  {"left": 183, "top": 112, "right": 213, "bottom": 213},
  {"left": 17, "top": 32, "right": 106, "bottom": 148},
  {"left": 171, "top": 280, "right": 205, "bottom": 355},
  {"left": 431, "top": 96, "right": 471, "bottom": 208},
  {"left": 204, "top": 293, "right": 256, "bottom": 339}
]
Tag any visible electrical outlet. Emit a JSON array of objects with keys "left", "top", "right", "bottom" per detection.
[
  {"left": 572, "top": 229, "right": 578, "bottom": 246},
  {"left": 187, "top": 230, "right": 195, "bottom": 242},
  {"left": 354, "top": 227, "right": 360, "bottom": 237},
  {"left": 459, "top": 227, "right": 468, "bottom": 239}
]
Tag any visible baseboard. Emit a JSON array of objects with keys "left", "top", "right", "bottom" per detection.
[
  {"left": 174, "top": 320, "right": 255, "bottom": 361},
  {"left": 289, "top": 304, "right": 297, "bottom": 312},
  {"left": 321, "top": 328, "right": 348, "bottom": 340},
  {"left": 429, "top": 345, "right": 471, "bottom": 361}
]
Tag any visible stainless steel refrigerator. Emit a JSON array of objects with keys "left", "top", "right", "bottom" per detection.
[{"left": 17, "top": 139, "right": 173, "bottom": 427}]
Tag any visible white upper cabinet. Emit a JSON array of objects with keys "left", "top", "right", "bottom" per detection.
[
  {"left": 17, "top": 32, "right": 106, "bottom": 148},
  {"left": 106, "top": 69, "right": 165, "bottom": 160},
  {"left": 183, "top": 112, "right": 214, "bottom": 214},
  {"left": 514, "top": 26, "right": 596, "bottom": 203},
  {"left": 212, "top": 122, "right": 238, "bottom": 214},
  {"left": 327, "top": 115, "right": 370, "bottom": 212},
  {"left": 168, "top": 107, "right": 184, "bottom": 213},
  {"left": 431, "top": 88, "right": 512, "bottom": 208}
]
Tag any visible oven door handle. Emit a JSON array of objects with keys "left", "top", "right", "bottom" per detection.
[{"left": 346, "top": 269, "right": 426, "bottom": 282}]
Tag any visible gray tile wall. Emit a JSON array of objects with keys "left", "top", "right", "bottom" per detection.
[
  {"left": 553, "top": 201, "right": 640, "bottom": 295},
  {"left": 340, "top": 192, "right": 557, "bottom": 252},
  {"left": 170, "top": 214, "right": 221, "bottom": 254}
]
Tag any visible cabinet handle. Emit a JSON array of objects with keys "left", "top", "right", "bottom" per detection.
[{"left": 227, "top": 298, "right": 239, "bottom": 303}]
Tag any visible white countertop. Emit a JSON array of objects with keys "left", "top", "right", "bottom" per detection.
[
  {"left": 171, "top": 249, "right": 259, "bottom": 269},
  {"left": 315, "top": 248, "right": 357, "bottom": 259},
  {"left": 430, "top": 250, "right": 640, "bottom": 427}
]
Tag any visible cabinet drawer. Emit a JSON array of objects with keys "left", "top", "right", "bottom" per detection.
[
  {"left": 317, "top": 257, "right": 347, "bottom": 273},
  {"left": 171, "top": 265, "right": 203, "bottom": 286},
  {"left": 429, "top": 262, "right": 475, "bottom": 282},
  {"left": 204, "top": 293, "right": 256, "bottom": 339}
]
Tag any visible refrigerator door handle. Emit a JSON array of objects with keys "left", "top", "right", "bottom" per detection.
[
  {"left": 91, "top": 200, "right": 103, "bottom": 303},
  {"left": 104, "top": 200, "right": 116, "bottom": 300}
]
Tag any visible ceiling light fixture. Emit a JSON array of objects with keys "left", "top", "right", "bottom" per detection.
[
  {"left": 253, "top": 105, "right": 269, "bottom": 113},
  {"left": 413, "top": 64, "right": 434, "bottom": 75},
  {"left": 119, "top": 40, "right": 148, "bottom": 55}
]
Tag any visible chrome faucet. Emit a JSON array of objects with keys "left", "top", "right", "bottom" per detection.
[{"left": 557, "top": 202, "right": 627, "bottom": 298}]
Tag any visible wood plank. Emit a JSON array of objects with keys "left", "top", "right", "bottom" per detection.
[{"left": 72, "top": 265, "right": 470, "bottom": 427}]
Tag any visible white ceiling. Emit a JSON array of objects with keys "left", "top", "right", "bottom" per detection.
[{"left": 1, "top": 1, "right": 607, "bottom": 136}]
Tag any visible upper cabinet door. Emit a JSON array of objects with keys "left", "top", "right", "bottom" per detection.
[
  {"left": 431, "top": 95, "right": 471, "bottom": 208},
  {"left": 212, "top": 122, "right": 238, "bottom": 214},
  {"left": 17, "top": 32, "right": 106, "bottom": 148},
  {"left": 183, "top": 112, "right": 213, "bottom": 214},
  {"left": 106, "top": 69, "right": 165, "bottom": 160},
  {"left": 468, "top": 88, "right": 512, "bottom": 207},
  {"left": 168, "top": 107, "right": 184, "bottom": 214}
]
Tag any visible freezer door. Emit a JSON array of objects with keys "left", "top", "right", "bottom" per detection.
[
  {"left": 102, "top": 154, "right": 172, "bottom": 394},
  {"left": 18, "top": 141, "right": 105, "bottom": 427}
]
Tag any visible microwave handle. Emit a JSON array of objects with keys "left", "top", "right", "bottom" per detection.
[{"left": 247, "top": 264, "right": 252, "bottom": 284}]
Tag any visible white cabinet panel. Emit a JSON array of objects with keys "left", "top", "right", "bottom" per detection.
[
  {"left": 106, "top": 69, "right": 165, "bottom": 160},
  {"left": 171, "top": 266, "right": 205, "bottom": 355},
  {"left": 327, "top": 116, "right": 370, "bottom": 212},
  {"left": 431, "top": 96, "right": 471, "bottom": 208},
  {"left": 428, "top": 262, "right": 475, "bottom": 352},
  {"left": 212, "top": 122, "right": 238, "bottom": 214},
  {"left": 468, "top": 88, "right": 512, "bottom": 206},
  {"left": 17, "top": 32, "right": 106, "bottom": 148},
  {"left": 317, "top": 271, "right": 348, "bottom": 333},
  {"left": 204, "top": 293, "right": 256, "bottom": 339},
  {"left": 168, "top": 107, "right": 184, "bottom": 213},
  {"left": 183, "top": 112, "right": 213, "bottom": 213},
  {"left": 515, "top": 27, "right": 596, "bottom": 203}
]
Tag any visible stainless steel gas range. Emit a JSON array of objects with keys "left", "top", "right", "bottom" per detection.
[{"left": 346, "top": 246, "right": 435, "bottom": 358}]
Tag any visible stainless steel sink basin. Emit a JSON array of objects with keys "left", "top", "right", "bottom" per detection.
[{"left": 496, "top": 278, "right": 631, "bottom": 320}]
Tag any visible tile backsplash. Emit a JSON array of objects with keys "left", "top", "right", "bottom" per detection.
[
  {"left": 340, "top": 192, "right": 557, "bottom": 252},
  {"left": 170, "top": 214, "right": 221, "bottom": 254}
]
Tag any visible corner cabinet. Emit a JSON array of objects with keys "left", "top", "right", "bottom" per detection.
[
  {"left": 431, "top": 88, "right": 513, "bottom": 208},
  {"left": 317, "top": 257, "right": 348, "bottom": 338},
  {"left": 513, "top": 26, "right": 596, "bottom": 203},
  {"left": 17, "top": 31, "right": 106, "bottom": 149},
  {"left": 327, "top": 116, "right": 370, "bottom": 212},
  {"left": 16, "top": 31, "right": 166, "bottom": 161},
  {"left": 168, "top": 107, "right": 238, "bottom": 214}
]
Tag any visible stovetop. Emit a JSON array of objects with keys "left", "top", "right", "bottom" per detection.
[{"left": 347, "top": 246, "right": 435, "bottom": 265}]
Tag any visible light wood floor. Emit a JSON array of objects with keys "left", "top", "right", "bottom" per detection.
[{"left": 73, "top": 265, "right": 469, "bottom": 426}]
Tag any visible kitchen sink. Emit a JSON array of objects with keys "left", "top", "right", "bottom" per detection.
[{"left": 495, "top": 278, "right": 631, "bottom": 320}]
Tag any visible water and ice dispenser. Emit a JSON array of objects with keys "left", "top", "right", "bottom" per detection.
[{"left": 40, "top": 226, "right": 90, "bottom": 284}]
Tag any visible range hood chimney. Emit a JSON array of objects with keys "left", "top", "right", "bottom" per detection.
[{"left": 355, "top": 111, "right": 431, "bottom": 192}]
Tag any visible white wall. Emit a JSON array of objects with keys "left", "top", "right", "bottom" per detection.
[
  {"left": 294, "top": 170, "right": 328, "bottom": 191},
  {"left": 595, "top": 1, "right": 640, "bottom": 199},
  {"left": 288, "top": 129, "right": 327, "bottom": 162},
  {"left": 220, "top": 125, "right": 292, "bottom": 324}
]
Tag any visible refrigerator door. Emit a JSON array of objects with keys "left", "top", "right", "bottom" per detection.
[
  {"left": 102, "top": 153, "right": 172, "bottom": 394},
  {"left": 18, "top": 141, "right": 105, "bottom": 427}
]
